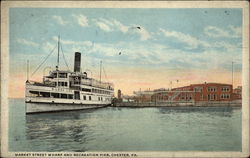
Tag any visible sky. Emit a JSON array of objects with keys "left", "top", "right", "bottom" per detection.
[{"left": 9, "top": 8, "right": 242, "bottom": 98}]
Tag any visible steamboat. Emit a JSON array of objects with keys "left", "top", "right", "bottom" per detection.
[{"left": 25, "top": 38, "right": 114, "bottom": 114}]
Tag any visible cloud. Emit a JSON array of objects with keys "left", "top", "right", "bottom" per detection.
[
  {"left": 95, "top": 20, "right": 112, "bottom": 32},
  {"left": 93, "top": 18, "right": 151, "bottom": 40},
  {"left": 17, "top": 38, "right": 39, "bottom": 47},
  {"left": 52, "top": 36, "right": 93, "bottom": 47},
  {"left": 135, "top": 26, "right": 151, "bottom": 41},
  {"left": 52, "top": 15, "right": 67, "bottom": 25},
  {"left": 41, "top": 41, "right": 56, "bottom": 53},
  {"left": 229, "top": 25, "right": 242, "bottom": 37},
  {"left": 213, "top": 41, "right": 241, "bottom": 52},
  {"left": 72, "top": 14, "right": 88, "bottom": 27},
  {"left": 204, "top": 25, "right": 241, "bottom": 38},
  {"left": 113, "top": 20, "right": 129, "bottom": 33},
  {"left": 159, "top": 28, "right": 210, "bottom": 49},
  {"left": 93, "top": 18, "right": 120, "bottom": 32}
]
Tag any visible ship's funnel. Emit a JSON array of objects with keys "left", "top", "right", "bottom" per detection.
[{"left": 74, "top": 52, "right": 81, "bottom": 72}]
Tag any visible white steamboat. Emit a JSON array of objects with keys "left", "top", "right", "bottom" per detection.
[{"left": 25, "top": 39, "right": 114, "bottom": 114}]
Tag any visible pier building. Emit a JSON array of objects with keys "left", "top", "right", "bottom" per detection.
[{"left": 133, "top": 82, "right": 241, "bottom": 103}]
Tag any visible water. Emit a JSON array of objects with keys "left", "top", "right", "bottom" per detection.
[{"left": 9, "top": 99, "right": 241, "bottom": 152}]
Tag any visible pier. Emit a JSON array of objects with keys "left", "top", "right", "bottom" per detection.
[
  {"left": 113, "top": 100, "right": 242, "bottom": 107},
  {"left": 114, "top": 82, "right": 242, "bottom": 108}
]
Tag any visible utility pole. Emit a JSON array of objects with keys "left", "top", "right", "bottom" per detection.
[
  {"left": 100, "top": 60, "right": 102, "bottom": 82},
  {"left": 232, "top": 61, "right": 234, "bottom": 88}
]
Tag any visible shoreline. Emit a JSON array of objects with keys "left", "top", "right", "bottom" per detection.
[{"left": 114, "top": 101, "right": 242, "bottom": 107}]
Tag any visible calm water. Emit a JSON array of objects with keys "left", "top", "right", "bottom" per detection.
[{"left": 9, "top": 99, "right": 241, "bottom": 152}]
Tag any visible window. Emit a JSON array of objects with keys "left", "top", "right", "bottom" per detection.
[
  {"left": 81, "top": 88, "right": 91, "bottom": 92},
  {"left": 51, "top": 93, "right": 59, "bottom": 98},
  {"left": 61, "top": 94, "right": 67, "bottom": 99},
  {"left": 40, "top": 92, "right": 50, "bottom": 97},
  {"left": 194, "top": 87, "right": 203, "bottom": 92},
  {"left": 83, "top": 96, "right": 86, "bottom": 100},
  {"left": 59, "top": 73, "right": 67, "bottom": 78},
  {"left": 29, "top": 91, "right": 40, "bottom": 97},
  {"left": 68, "top": 94, "right": 73, "bottom": 99},
  {"left": 89, "top": 96, "right": 91, "bottom": 100},
  {"left": 221, "top": 87, "right": 230, "bottom": 92},
  {"left": 208, "top": 94, "right": 217, "bottom": 100},
  {"left": 74, "top": 91, "right": 80, "bottom": 100},
  {"left": 221, "top": 94, "right": 230, "bottom": 99},
  {"left": 208, "top": 87, "right": 217, "bottom": 92}
]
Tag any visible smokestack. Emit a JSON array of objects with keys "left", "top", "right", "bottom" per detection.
[{"left": 74, "top": 52, "right": 81, "bottom": 72}]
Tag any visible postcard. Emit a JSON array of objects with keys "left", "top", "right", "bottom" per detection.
[{"left": 1, "top": 1, "right": 249, "bottom": 158}]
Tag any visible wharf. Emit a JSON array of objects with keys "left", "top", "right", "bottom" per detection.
[{"left": 113, "top": 100, "right": 242, "bottom": 107}]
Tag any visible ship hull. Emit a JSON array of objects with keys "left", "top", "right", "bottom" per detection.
[{"left": 25, "top": 102, "right": 108, "bottom": 114}]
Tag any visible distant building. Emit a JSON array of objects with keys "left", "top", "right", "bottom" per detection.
[
  {"left": 133, "top": 90, "right": 154, "bottom": 102},
  {"left": 134, "top": 82, "right": 241, "bottom": 103},
  {"left": 171, "top": 82, "right": 233, "bottom": 102},
  {"left": 117, "top": 89, "right": 122, "bottom": 102},
  {"left": 232, "top": 86, "right": 242, "bottom": 100},
  {"left": 118, "top": 89, "right": 122, "bottom": 99},
  {"left": 122, "top": 95, "right": 135, "bottom": 102}
]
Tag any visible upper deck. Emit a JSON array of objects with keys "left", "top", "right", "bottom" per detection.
[{"left": 29, "top": 70, "right": 114, "bottom": 91}]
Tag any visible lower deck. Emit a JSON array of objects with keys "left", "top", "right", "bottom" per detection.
[
  {"left": 25, "top": 95, "right": 111, "bottom": 105},
  {"left": 26, "top": 102, "right": 108, "bottom": 114}
]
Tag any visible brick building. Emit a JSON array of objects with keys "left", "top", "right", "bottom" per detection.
[
  {"left": 171, "top": 82, "right": 234, "bottom": 102},
  {"left": 134, "top": 82, "right": 241, "bottom": 103}
]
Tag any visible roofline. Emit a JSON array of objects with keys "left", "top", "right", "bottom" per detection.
[
  {"left": 190, "top": 82, "right": 232, "bottom": 86},
  {"left": 172, "top": 82, "right": 233, "bottom": 90}
]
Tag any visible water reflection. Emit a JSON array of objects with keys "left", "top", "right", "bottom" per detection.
[
  {"left": 25, "top": 109, "right": 100, "bottom": 151},
  {"left": 157, "top": 106, "right": 237, "bottom": 117},
  {"left": 9, "top": 99, "right": 241, "bottom": 152}
]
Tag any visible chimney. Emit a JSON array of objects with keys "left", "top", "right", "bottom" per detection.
[{"left": 74, "top": 52, "right": 81, "bottom": 72}]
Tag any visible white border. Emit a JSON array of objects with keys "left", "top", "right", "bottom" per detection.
[{"left": 1, "top": 1, "right": 249, "bottom": 157}]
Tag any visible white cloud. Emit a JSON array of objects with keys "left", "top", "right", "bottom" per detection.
[
  {"left": 72, "top": 14, "right": 88, "bottom": 27},
  {"left": 213, "top": 41, "right": 240, "bottom": 51},
  {"left": 93, "top": 18, "right": 151, "bottom": 40},
  {"left": 47, "top": 36, "right": 241, "bottom": 72},
  {"left": 159, "top": 28, "right": 210, "bottom": 49},
  {"left": 52, "top": 15, "right": 67, "bottom": 25},
  {"left": 113, "top": 20, "right": 129, "bottom": 33},
  {"left": 52, "top": 36, "right": 93, "bottom": 47},
  {"left": 42, "top": 42, "right": 56, "bottom": 52},
  {"left": 95, "top": 21, "right": 112, "bottom": 32},
  {"left": 204, "top": 25, "right": 241, "bottom": 38},
  {"left": 229, "top": 25, "right": 242, "bottom": 37},
  {"left": 136, "top": 26, "right": 151, "bottom": 41},
  {"left": 93, "top": 18, "right": 118, "bottom": 32},
  {"left": 17, "top": 38, "right": 39, "bottom": 47}
]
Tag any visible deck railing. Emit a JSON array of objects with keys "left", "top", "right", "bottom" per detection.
[{"left": 81, "top": 78, "right": 114, "bottom": 90}]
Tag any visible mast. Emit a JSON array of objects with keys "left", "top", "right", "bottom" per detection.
[
  {"left": 232, "top": 61, "right": 234, "bottom": 88},
  {"left": 56, "top": 35, "right": 60, "bottom": 70},
  {"left": 100, "top": 60, "right": 102, "bottom": 82},
  {"left": 27, "top": 60, "right": 29, "bottom": 81},
  {"left": 57, "top": 36, "right": 60, "bottom": 88}
]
